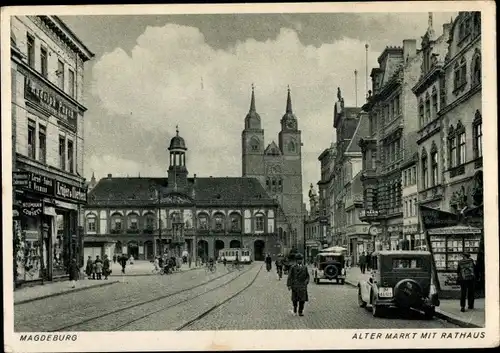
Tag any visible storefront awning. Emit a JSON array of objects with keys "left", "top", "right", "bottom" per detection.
[{"left": 427, "top": 225, "right": 482, "bottom": 235}]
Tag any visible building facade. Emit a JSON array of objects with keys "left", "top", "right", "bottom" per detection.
[
  {"left": 241, "top": 86, "right": 304, "bottom": 256},
  {"left": 418, "top": 12, "right": 483, "bottom": 297},
  {"left": 331, "top": 89, "right": 370, "bottom": 264},
  {"left": 304, "top": 184, "right": 322, "bottom": 261},
  {"left": 11, "top": 16, "right": 94, "bottom": 285},
  {"left": 359, "top": 39, "right": 422, "bottom": 251},
  {"left": 85, "top": 129, "right": 280, "bottom": 262}
]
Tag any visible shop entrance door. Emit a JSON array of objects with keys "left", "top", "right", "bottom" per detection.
[{"left": 84, "top": 247, "right": 102, "bottom": 261}]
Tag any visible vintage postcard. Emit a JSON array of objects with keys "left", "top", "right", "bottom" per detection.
[{"left": 2, "top": 2, "right": 498, "bottom": 352}]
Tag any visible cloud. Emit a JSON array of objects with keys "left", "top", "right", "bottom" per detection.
[{"left": 91, "top": 23, "right": 384, "bottom": 201}]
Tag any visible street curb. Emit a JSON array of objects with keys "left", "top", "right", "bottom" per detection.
[
  {"left": 346, "top": 277, "right": 482, "bottom": 328},
  {"left": 14, "top": 280, "right": 119, "bottom": 305},
  {"left": 434, "top": 310, "right": 483, "bottom": 328},
  {"left": 107, "top": 266, "right": 202, "bottom": 278}
]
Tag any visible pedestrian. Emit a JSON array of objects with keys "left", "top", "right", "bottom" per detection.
[
  {"left": 103, "top": 254, "right": 111, "bottom": 280},
  {"left": 119, "top": 254, "right": 127, "bottom": 274},
  {"left": 95, "top": 255, "right": 103, "bottom": 280},
  {"left": 69, "top": 258, "right": 79, "bottom": 288},
  {"left": 85, "top": 256, "right": 93, "bottom": 279},
  {"left": 457, "top": 252, "right": 476, "bottom": 312},
  {"left": 276, "top": 254, "right": 284, "bottom": 280},
  {"left": 359, "top": 252, "right": 367, "bottom": 274},
  {"left": 113, "top": 254, "right": 117, "bottom": 264},
  {"left": 366, "top": 252, "right": 372, "bottom": 271},
  {"left": 129, "top": 255, "right": 135, "bottom": 265},
  {"left": 265, "top": 253, "right": 272, "bottom": 272},
  {"left": 287, "top": 253, "right": 309, "bottom": 316},
  {"left": 222, "top": 256, "right": 227, "bottom": 267}
]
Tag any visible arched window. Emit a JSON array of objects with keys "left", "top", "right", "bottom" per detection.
[
  {"left": 421, "top": 149, "right": 428, "bottom": 189},
  {"left": 456, "top": 122, "right": 466, "bottom": 165},
  {"left": 472, "top": 52, "right": 481, "bottom": 86},
  {"left": 213, "top": 213, "right": 224, "bottom": 231},
  {"left": 448, "top": 126, "right": 457, "bottom": 168},
  {"left": 255, "top": 213, "right": 265, "bottom": 232},
  {"left": 460, "top": 57, "right": 467, "bottom": 86},
  {"left": 278, "top": 178, "right": 283, "bottom": 192},
  {"left": 288, "top": 141, "right": 296, "bottom": 153},
  {"left": 144, "top": 213, "right": 156, "bottom": 231},
  {"left": 250, "top": 137, "right": 259, "bottom": 152},
  {"left": 111, "top": 213, "right": 123, "bottom": 233},
  {"left": 86, "top": 214, "right": 97, "bottom": 232},
  {"left": 473, "top": 110, "right": 483, "bottom": 159},
  {"left": 453, "top": 61, "right": 460, "bottom": 90},
  {"left": 430, "top": 143, "right": 439, "bottom": 187},
  {"left": 197, "top": 213, "right": 209, "bottom": 230},
  {"left": 230, "top": 213, "right": 242, "bottom": 232},
  {"left": 128, "top": 213, "right": 139, "bottom": 230},
  {"left": 418, "top": 99, "right": 424, "bottom": 127},
  {"left": 425, "top": 93, "right": 431, "bottom": 123},
  {"left": 265, "top": 178, "right": 270, "bottom": 190},
  {"left": 431, "top": 87, "right": 438, "bottom": 118}
]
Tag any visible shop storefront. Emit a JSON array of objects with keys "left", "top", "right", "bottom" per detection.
[{"left": 13, "top": 171, "right": 87, "bottom": 286}]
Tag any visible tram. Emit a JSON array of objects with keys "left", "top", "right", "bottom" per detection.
[{"left": 218, "top": 248, "right": 252, "bottom": 264}]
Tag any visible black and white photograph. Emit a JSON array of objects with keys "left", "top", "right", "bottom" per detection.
[{"left": 2, "top": 2, "right": 498, "bottom": 352}]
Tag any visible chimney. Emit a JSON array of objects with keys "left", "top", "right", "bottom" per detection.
[
  {"left": 107, "top": 174, "right": 112, "bottom": 178},
  {"left": 403, "top": 39, "right": 417, "bottom": 61}
]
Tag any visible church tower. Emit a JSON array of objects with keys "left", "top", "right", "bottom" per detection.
[
  {"left": 278, "top": 87, "right": 304, "bottom": 249},
  {"left": 242, "top": 85, "right": 265, "bottom": 183},
  {"left": 168, "top": 126, "right": 188, "bottom": 191}
]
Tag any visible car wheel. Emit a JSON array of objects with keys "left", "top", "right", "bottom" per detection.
[
  {"left": 423, "top": 306, "right": 435, "bottom": 320},
  {"left": 358, "top": 288, "right": 367, "bottom": 308},
  {"left": 340, "top": 279, "right": 345, "bottom": 285}
]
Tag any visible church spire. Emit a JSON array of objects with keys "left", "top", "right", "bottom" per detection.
[
  {"left": 286, "top": 85, "right": 293, "bottom": 113},
  {"left": 249, "top": 83, "right": 256, "bottom": 112}
]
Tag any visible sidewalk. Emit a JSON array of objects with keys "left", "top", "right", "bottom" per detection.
[
  {"left": 344, "top": 266, "right": 485, "bottom": 328},
  {"left": 14, "top": 277, "right": 119, "bottom": 305},
  {"left": 14, "top": 261, "right": 203, "bottom": 305}
]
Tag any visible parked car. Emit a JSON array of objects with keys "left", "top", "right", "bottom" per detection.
[
  {"left": 312, "top": 251, "right": 346, "bottom": 285},
  {"left": 357, "top": 250, "right": 440, "bottom": 319}
]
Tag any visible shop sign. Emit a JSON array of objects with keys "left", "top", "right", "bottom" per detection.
[
  {"left": 25, "top": 77, "right": 77, "bottom": 130},
  {"left": 55, "top": 181, "right": 87, "bottom": 203},
  {"left": 14, "top": 172, "right": 54, "bottom": 196},
  {"left": 360, "top": 209, "right": 379, "bottom": 218},
  {"left": 420, "top": 205, "right": 459, "bottom": 230},
  {"left": 437, "top": 271, "right": 460, "bottom": 291},
  {"left": 21, "top": 201, "right": 43, "bottom": 217},
  {"left": 13, "top": 172, "right": 30, "bottom": 187}
]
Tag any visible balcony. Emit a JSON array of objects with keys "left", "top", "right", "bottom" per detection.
[
  {"left": 110, "top": 228, "right": 122, "bottom": 234},
  {"left": 126, "top": 228, "right": 140, "bottom": 234}
]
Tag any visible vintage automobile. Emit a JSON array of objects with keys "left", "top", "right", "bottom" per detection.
[
  {"left": 312, "top": 250, "right": 346, "bottom": 285},
  {"left": 357, "top": 250, "right": 440, "bottom": 319}
]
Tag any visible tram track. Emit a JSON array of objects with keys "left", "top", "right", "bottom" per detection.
[
  {"left": 49, "top": 264, "right": 256, "bottom": 332},
  {"left": 176, "top": 264, "right": 263, "bottom": 331},
  {"left": 114, "top": 264, "right": 262, "bottom": 331}
]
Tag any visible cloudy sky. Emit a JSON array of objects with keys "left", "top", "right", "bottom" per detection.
[{"left": 60, "top": 11, "right": 456, "bottom": 203}]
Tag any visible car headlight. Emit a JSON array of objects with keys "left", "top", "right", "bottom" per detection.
[
  {"left": 341, "top": 268, "right": 346, "bottom": 275},
  {"left": 378, "top": 287, "right": 393, "bottom": 298}
]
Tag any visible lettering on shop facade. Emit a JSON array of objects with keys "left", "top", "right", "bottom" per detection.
[
  {"left": 55, "top": 181, "right": 87, "bottom": 203},
  {"left": 21, "top": 201, "right": 43, "bottom": 217},
  {"left": 24, "top": 76, "right": 77, "bottom": 131},
  {"left": 13, "top": 171, "right": 87, "bottom": 204}
]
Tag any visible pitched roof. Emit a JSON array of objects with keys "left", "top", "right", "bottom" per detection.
[{"left": 87, "top": 176, "right": 277, "bottom": 207}]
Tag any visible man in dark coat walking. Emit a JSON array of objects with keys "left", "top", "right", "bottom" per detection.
[
  {"left": 287, "top": 253, "right": 309, "bottom": 316},
  {"left": 119, "top": 254, "right": 127, "bottom": 274},
  {"left": 359, "top": 252, "right": 367, "bottom": 274}
]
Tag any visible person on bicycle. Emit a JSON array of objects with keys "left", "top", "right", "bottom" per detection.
[
  {"left": 208, "top": 257, "right": 215, "bottom": 270},
  {"left": 234, "top": 253, "right": 240, "bottom": 268},
  {"left": 222, "top": 256, "right": 227, "bottom": 267}
]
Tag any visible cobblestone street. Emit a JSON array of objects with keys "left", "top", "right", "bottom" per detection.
[
  {"left": 15, "top": 264, "right": 459, "bottom": 332},
  {"left": 186, "top": 266, "right": 460, "bottom": 330}
]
